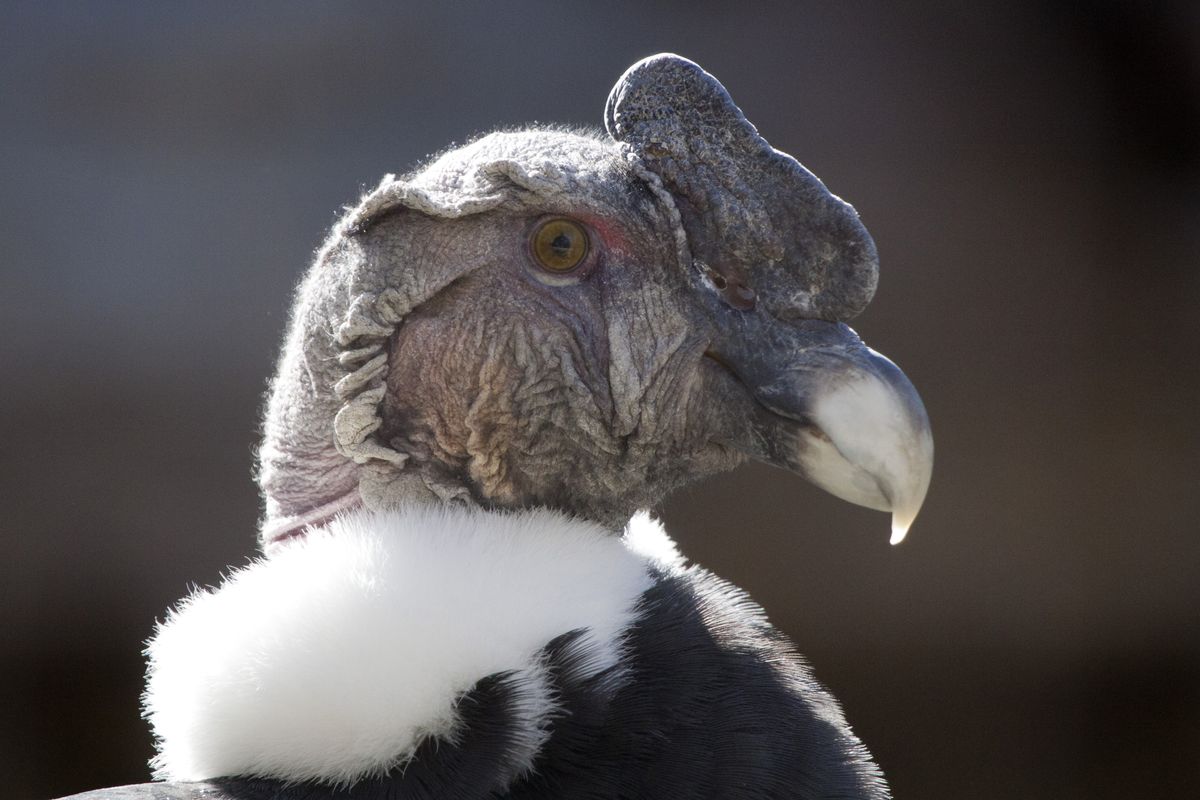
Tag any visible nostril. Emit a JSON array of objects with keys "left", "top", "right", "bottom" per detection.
[{"left": 699, "top": 262, "right": 757, "bottom": 311}]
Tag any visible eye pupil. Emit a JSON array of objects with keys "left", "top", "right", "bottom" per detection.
[
  {"left": 531, "top": 218, "right": 589, "bottom": 273},
  {"left": 550, "top": 233, "right": 572, "bottom": 255}
]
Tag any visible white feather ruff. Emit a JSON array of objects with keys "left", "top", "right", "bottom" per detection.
[{"left": 144, "top": 506, "right": 671, "bottom": 786}]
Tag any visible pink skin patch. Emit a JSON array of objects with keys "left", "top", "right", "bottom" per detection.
[
  {"left": 579, "top": 213, "right": 633, "bottom": 260},
  {"left": 265, "top": 491, "right": 363, "bottom": 551}
]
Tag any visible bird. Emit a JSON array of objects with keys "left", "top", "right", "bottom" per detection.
[{"left": 61, "top": 54, "right": 932, "bottom": 800}]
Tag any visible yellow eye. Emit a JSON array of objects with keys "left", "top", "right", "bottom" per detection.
[{"left": 531, "top": 218, "right": 589, "bottom": 273}]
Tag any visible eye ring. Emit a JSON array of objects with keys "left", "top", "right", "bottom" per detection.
[{"left": 529, "top": 217, "right": 590, "bottom": 274}]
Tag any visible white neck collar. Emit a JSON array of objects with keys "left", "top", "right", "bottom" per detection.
[{"left": 144, "top": 505, "right": 680, "bottom": 787}]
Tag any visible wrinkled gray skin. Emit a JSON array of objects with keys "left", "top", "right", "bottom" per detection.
[
  {"left": 60, "top": 53, "right": 932, "bottom": 800},
  {"left": 375, "top": 186, "right": 746, "bottom": 525},
  {"left": 256, "top": 54, "right": 928, "bottom": 543},
  {"left": 259, "top": 129, "right": 747, "bottom": 534}
]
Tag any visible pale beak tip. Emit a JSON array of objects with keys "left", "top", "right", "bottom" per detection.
[{"left": 888, "top": 479, "right": 928, "bottom": 545}]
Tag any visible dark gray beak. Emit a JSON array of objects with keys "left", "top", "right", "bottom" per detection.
[{"left": 607, "top": 53, "right": 933, "bottom": 541}]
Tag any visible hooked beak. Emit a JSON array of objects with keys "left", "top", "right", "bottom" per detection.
[{"left": 711, "top": 318, "right": 933, "bottom": 543}]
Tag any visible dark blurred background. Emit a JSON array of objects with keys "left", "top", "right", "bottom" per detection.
[{"left": 2, "top": 2, "right": 1197, "bottom": 798}]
